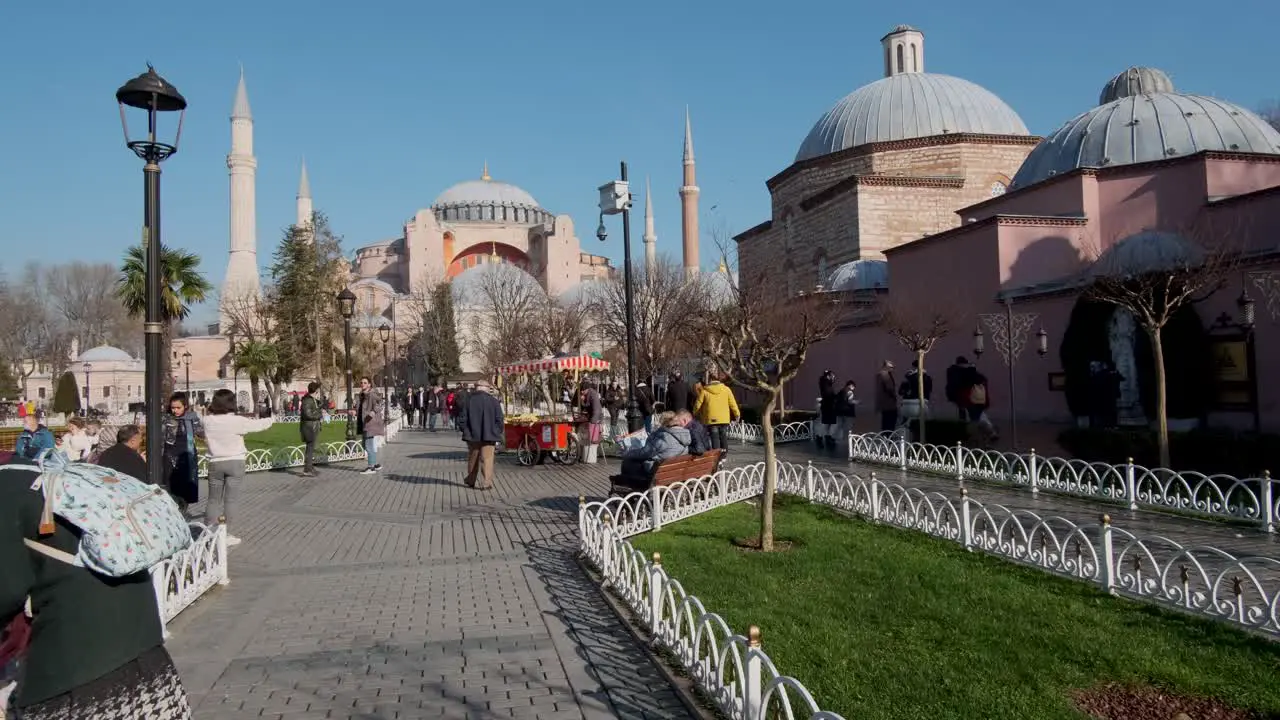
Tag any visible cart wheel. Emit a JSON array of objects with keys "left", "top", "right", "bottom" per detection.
[
  {"left": 517, "top": 435, "right": 540, "bottom": 466},
  {"left": 554, "top": 433, "right": 581, "bottom": 465}
]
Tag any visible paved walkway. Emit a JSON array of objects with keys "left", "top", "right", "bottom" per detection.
[{"left": 166, "top": 430, "right": 692, "bottom": 720}]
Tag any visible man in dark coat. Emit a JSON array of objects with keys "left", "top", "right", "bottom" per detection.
[
  {"left": 460, "top": 381, "right": 503, "bottom": 490},
  {"left": 666, "top": 372, "right": 691, "bottom": 413},
  {"left": 95, "top": 424, "right": 147, "bottom": 481},
  {"left": 299, "top": 382, "right": 324, "bottom": 476}
]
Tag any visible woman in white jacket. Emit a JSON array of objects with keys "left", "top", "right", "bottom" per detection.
[{"left": 201, "top": 389, "right": 274, "bottom": 546}]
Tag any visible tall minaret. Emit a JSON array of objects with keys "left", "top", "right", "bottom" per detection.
[
  {"left": 642, "top": 176, "right": 657, "bottom": 274},
  {"left": 296, "top": 159, "right": 313, "bottom": 230},
  {"left": 221, "top": 69, "right": 259, "bottom": 327},
  {"left": 679, "top": 108, "right": 700, "bottom": 280}
]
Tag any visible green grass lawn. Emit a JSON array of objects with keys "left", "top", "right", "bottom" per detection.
[
  {"left": 629, "top": 496, "right": 1280, "bottom": 720},
  {"left": 196, "top": 422, "right": 351, "bottom": 453}
]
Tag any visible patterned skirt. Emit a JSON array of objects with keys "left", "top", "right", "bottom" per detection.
[{"left": 18, "top": 646, "right": 190, "bottom": 720}]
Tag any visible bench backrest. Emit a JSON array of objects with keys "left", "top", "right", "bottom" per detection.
[{"left": 652, "top": 449, "right": 723, "bottom": 487}]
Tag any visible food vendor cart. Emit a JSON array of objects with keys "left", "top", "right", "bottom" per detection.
[{"left": 496, "top": 355, "right": 611, "bottom": 466}]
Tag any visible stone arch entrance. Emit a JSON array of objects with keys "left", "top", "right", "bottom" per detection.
[{"left": 447, "top": 242, "right": 531, "bottom": 279}]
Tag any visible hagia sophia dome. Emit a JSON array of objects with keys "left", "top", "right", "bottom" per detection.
[
  {"left": 429, "top": 165, "right": 555, "bottom": 226},
  {"left": 1012, "top": 66, "right": 1280, "bottom": 188},
  {"left": 795, "top": 25, "right": 1030, "bottom": 162}
]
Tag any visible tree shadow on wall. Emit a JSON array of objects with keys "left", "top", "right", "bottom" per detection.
[{"left": 1003, "top": 234, "right": 1089, "bottom": 293}]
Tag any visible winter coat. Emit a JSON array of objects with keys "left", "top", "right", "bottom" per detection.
[
  {"left": 835, "top": 388, "right": 858, "bottom": 418},
  {"left": 357, "top": 390, "right": 386, "bottom": 437},
  {"left": 461, "top": 388, "right": 504, "bottom": 444},
  {"left": 13, "top": 426, "right": 55, "bottom": 460},
  {"left": 634, "top": 385, "right": 654, "bottom": 415},
  {"left": 874, "top": 370, "right": 898, "bottom": 412},
  {"left": 579, "top": 388, "right": 604, "bottom": 424},
  {"left": 899, "top": 371, "right": 934, "bottom": 401},
  {"left": 694, "top": 382, "right": 740, "bottom": 426},
  {"left": 427, "top": 389, "right": 444, "bottom": 413},
  {"left": 686, "top": 419, "right": 712, "bottom": 456},
  {"left": 621, "top": 425, "right": 692, "bottom": 472},
  {"left": 300, "top": 393, "right": 324, "bottom": 443},
  {"left": 666, "top": 379, "right": 691, "bottom": 412},
  {"left": 819, "top": 393, "right": 837, "bottom": 425}
]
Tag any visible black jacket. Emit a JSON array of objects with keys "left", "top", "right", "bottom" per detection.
[
  {"left": 461, "top": 389, "right": 504, "bottom": 443},
  {"left": 900, "top": 371, "right": 934, "bottom": 401},
  {"left": 300, "top": 393, "right": 324, "bottom": 442},
  {"left": 95, "top": 443, "right": 147, "bottom": 481},
  {"left": 666, "top": 380, "right": 691, "bottom": 412}
]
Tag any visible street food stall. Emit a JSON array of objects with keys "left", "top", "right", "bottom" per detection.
[{"left": 496, "top": 355, "right": 611, "bottom": 466}]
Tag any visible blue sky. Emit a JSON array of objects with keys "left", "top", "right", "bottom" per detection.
[{"left": 3, "top": 0, "right": 1278, "bottom": 326}]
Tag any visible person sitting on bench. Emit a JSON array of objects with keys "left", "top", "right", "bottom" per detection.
[
  {"left": 616, "top": 411, "right": 692, "bottom": 491},
  {"left": 677, "top": 410, "right": 711, "bottom": 456}
]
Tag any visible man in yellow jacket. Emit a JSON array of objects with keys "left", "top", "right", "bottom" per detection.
[{"left": 693, "top": 377, "right": 740, "bottom": 455}]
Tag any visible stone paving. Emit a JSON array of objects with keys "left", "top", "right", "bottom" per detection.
[{"left": 166, "top": 430, "right": 692, "bottom": 720}]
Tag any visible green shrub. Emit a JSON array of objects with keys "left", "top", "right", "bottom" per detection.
[
  {"left": 53, "top": 372, "right": 80, "bottom": 415},
  {"left": 1057, "top": 427, "right": 1279, "bottom": 477}
]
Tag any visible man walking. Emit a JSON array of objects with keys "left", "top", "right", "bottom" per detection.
[
  {"left": 427, "top": 384, "right": 443, "bottom": 431},
  {"left": 461, "top": 380, "right": 503, "bottom": 490},
  {"left": 874, "top": 360, "right": 898, "bottom": 432},
  {"left": 299, "top": 381, "right": 324, "bottom": 477}
]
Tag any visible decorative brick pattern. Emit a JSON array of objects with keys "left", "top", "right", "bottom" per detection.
[{"left": 166, "top": 432, "right": 693, "bottom": 720}]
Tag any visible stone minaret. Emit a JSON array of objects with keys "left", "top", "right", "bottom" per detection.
[
  {"left": 642, "top": 176, "right": 657, "bottom": 274},
  {"left": 221, "top": 69, "right": 259, "bottom": 328},
  {"left": 296, "top": 159, "right": 313, "bottom": 230},
  {"left": 679, "top": 108, "right": 700, "bottom": 280}
]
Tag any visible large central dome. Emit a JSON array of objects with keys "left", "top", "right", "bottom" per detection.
[
  {"left": 797, "top": 73, "right": 1029, "bottom": 162},
  {"left": 431, "top": 166, "right": 551, "bottom": 225}
]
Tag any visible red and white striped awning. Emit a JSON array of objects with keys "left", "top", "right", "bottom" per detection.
[{"left": 496, "top": 355, "right": 611, "bottom": 375}]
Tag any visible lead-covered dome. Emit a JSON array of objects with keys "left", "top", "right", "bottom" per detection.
[
  {"left": 826, "top": 259, "right": 888, "bottom": 291},
  {"left": 1099, "top": 67, "right": 1174, "bottom": 105},
  {"left": 431, "top": 168, "right": 552, "bottom": 225},
  {"left": 796, "top": 74, "right": 1030, "bottom": 162},
  {"left": 78, "top": 345, "right": 134, "bottom": 363},
  {"left": 1012, "top": 72, "right": 1280, "bottom": 189}
]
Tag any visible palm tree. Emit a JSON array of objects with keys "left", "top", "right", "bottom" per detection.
[
  {"left": 117, "top": 244, "right": 213, "bottom": 402},
  {"left": 233, "top": 339, "right": 278, "bottom": 412}
]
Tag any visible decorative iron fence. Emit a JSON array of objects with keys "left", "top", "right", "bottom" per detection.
[
  {"left": 580, "top": 460, "right": 1280, "bottom": 718},
  {"left": 848, "top": 431, "right": 1278, "bottom": 533},
  {"left": 195, "top": 411, "right": 405, "bottom": 478},
  {"left": 726, "top": 421, "right": 814, "bottom": 445},
  {"left": 150, "top": 522, "right": 229, "bottom": 637}
]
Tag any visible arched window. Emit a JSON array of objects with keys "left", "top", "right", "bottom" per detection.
[
  {"left": 911, "top": 44, "right": 918, "bottom": 72},
  {"left": 817, "top": 256, "right": 828, "bottom": 287},
  {"left": 896, "top": 44, "right": 904, "bottom": 73},
  {"left": 884, "top": 47, "right": 891, "bottom": 76}
]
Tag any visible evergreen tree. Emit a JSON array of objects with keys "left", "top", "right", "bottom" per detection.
[
  {"left": 0, "top": 362, "right": 18, "bottom": 400},
  {"left": 53, "top": 371, "right": 80, "bottom": 415},
  {"left": 268, "top": 212, "right": 348, "bottom": 389},
  {"left": 420, "top": 282, "right": 461, "bottom": 381}
]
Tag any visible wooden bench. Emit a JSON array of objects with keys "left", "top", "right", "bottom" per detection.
[{"left": 609, "top": 449, "right": 724, "bottom": 496}]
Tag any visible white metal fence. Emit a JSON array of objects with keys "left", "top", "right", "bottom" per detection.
[
  {"left": 848, "top": 431, "right": 1278, "bottom": 533},
  {"left": 580, "top": 459, "right": 1280, "bottom": 718}
]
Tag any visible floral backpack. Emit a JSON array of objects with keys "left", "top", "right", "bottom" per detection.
[{"left": 10, "top": 450, "right": 192, "bottom": 577}]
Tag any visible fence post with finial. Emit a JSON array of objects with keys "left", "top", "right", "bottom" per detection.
[
  {"left": 1262, "top": 470, "right": 1274, "bottom": 534},
  {"left": 648, "top": 552, "right": 664, "bottom": 641},
  {"left": 960, "top": 486, "right": 973, "bottom": 551},
  {"left": 1125, "top": 458, "right": 1138, "bottom": 510},
  {"left": 805, "top": 460, "right": 815, "bottom": 502},
  {"left": 869, "top": 472, "right": 881, "bottom": 523},
  {"left": 1100, "top": 514, "right": 1116, "bottom": 594},
  {"left": 955, "top": 441, "right": 964, "bottom": 481},
  {"left": 746, "top": 626, "right": 763, "bottom": 720},
  {"left": 1027, "top": 448, "right": 1039, "bottom": 494}
]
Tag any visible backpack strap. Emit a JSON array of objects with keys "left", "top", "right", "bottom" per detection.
[{"left": 23, "top": 538, "right": 77, "bottom": 566}]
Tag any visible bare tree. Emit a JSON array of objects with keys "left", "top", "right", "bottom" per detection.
[
  {"left": 44, "top": 261, "right": 137, "bottom": 351},
  {"left": 691, "top": 253, "right": 846, "bottom": 552},
  {"left": 588, "top": 256, "right": 708, "bottom": 382},
  {"left": 458, "top": 263, "right": 551, "bottom": 370},
  {"left": 879, "top": 291, "right": 968, "bottom": 444},
  {"left": 1084, "top": 225, "right": 1241, "bottom": 467},
  {"left": 219, "top": 288, "right": 288, "bottom": 410}
]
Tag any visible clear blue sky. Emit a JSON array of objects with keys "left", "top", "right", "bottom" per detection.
[{"left": 3, "top": 0, "right": 1278, "bottom": 327}]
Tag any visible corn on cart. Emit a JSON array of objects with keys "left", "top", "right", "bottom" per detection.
[{"left": 497, "top": 355, "right": 611, "bottom": 466}]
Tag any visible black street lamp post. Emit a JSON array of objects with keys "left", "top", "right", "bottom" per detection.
[
  {"left": 182, "top": 350, "right": 192, "bottom": 401},
  {"left": 83, "top": 363, "right": 92, "bottom": 417},
  {"left": 338, "top": 288, "right": 357, "bottom": 440},
  {"left": 116, "top": 65, "right": 187, "bottom": 486},
  {"left": 597, "top": 162, "right": 643, "bottom": 432},
  {"left": 379, "top": 323, "right": 391, "bottom": 426}
]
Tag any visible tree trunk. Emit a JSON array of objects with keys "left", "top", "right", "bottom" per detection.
[
  {"left": 249, "top": 374, "right": 261, "bottom": 414},
  {"left": 916, "top": 349, "right": 927, "bottom": 445},
  {"left": 1151, "top": 327, "right": 1171, "bottom": 468},
  {"left": 759, "top": 389, "right": 779, "bottom": 552}
]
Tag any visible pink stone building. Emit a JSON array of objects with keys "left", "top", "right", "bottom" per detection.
[{"left": 766, "top": 61, "right": 1280, "bottom": 433}]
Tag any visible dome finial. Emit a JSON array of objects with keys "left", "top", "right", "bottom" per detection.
[
  {"left": 481, "top": 161, "right": 491, "bottom": 181},
  {"left": 717, "top": 256, "right": 728, "bottom": 273},
  {"left": 490, "top": 241, "right": 498, "bottom": 259}
]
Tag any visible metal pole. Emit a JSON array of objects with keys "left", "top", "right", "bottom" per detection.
[
  {"left": 185, "top": 361, "right": 190, "bottom": 402},
  {"left": 620, "top": 161, "right": 642, "bottom": 433},
  {"left": 1005, "top": 298, "right": 1018, "bottom": 451},
  {"left": 84, "top": 369, "right": 90, "bottom": 417},
  {"left": 382, "top": 340, "right": 390, "bottom": 426},
  {"left": 143, "top": 157, "right": 164, "bottom": 485},
  {"left": 343, "top": 318, "right": 356, "bottom": 440}
]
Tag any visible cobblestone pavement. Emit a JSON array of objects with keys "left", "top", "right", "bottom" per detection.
[{"left": 166, "top": 430, "right": 692, "bottom": 720}]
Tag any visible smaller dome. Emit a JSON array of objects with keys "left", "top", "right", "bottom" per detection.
[
  {"left": 1091, "top": 231, "right": 1204, "bottom": 277},
  {"left": 1099, "top": 67, "right": 1175, "bottom": 105},
  {"left": 827, "top": 259, "right": 888, "bottom": 291},
  {"left": 78, "top": 345, "right": 134, "bottom": 363}
]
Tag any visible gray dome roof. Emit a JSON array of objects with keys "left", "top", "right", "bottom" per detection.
[
  {"left": 1099, "top": 67, "right": 1174, "bottom": 105},
  {"left": 826, "top": 259, "right": 888, "bottom": 291},
  {"left": 1091, "top": 230, "right": 1204, "bottom": 277},
  {"left": 796, "top": 73, "right": 1029, "bottom": 162},
  {"left": 1012, "top": 92, "right": 1280, "bottom": 189},
  {"left": 431, "top": 176, "right": 553, "bottom": 225},
  {"left": 78, "top": 345, "right": 134, "bottom": 363}
]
